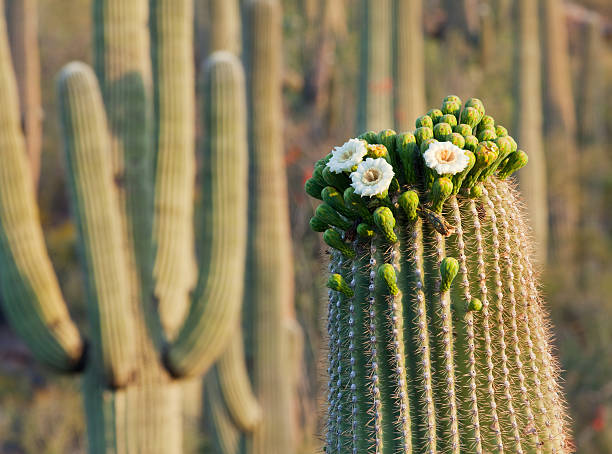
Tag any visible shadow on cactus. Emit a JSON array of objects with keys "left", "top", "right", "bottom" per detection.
[{"left": 305, "top": 96, "right": 572, "bottom": 453}]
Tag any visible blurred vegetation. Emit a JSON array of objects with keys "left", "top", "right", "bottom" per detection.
[{"left": 0, "top": 0, "right": 610, "bottom": 453}]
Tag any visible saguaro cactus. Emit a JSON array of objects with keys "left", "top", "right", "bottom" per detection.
[
  {"left": 244, "top": 0, "right": 299, "bottom": 453},
  {"left": 0, "top": 1, "right": 258, "bottom": 452},
  {"left": 358, "top": 0, "right": 393, "bottom": 132},
  {"left": 305, "top": 96, "right": 571, "bottom": 453}
]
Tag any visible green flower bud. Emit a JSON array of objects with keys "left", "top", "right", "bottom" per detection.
[
  {"left": 312, "top": 165, "right": 327, "bottom": 187},
  {"left": 485, "top": 136, "right": 515, "bottom": 177},
  {"left": 398, "top": 190, "right": 419, "bottom": 222},
  {"left": 495, "top": 125, "right": 508, "bottom": 137},
  {"left": 415, "top": 126, "right": 434, "bottom": 146},
  {"left": 357, "top": 223, "right": 375, "bottom": 238},
  {"left": 478, "top": 114, "right": 495, "bottom": 131},
  {"left": 477, "top": 127, "right": 497, "bottom": 142},
  {"left": 442, "top": 100, "right": 461, "bottom": 119},
  {"left": 443, "top": 94, "right": 462, "bottom": 104},
  {"left": 469, "top": 183, "right": 483, "bottom": 198},
  {"left": 366, "top": 143, "right": 388, "bottom": 159},
  {"left": 309, "top": 216, "right": 329, "bottom": 232},
  {"left": 433, "top": 122, "right": 453, "bottom": 141},
  {"left": 507, "top": 136, "right": 518, "bottom": 153},
  {"left": 464, "top": 98, "right": 485, "bottom": 120},
  {"left": 416, "top": 115, "right": 434, "bottom": 129},
  {"left": 344, "top": 187, "right": 374, "bottom": 224},
  {"left": 327, "top": 273, "right": 354, "bottom": 297},
  {"left": 466, "top": 297, "right": 483, "bottom": 312},
  {"left": 358, "top": 130, "right": 378, "bottom": 144},
  {"left": 420, "top": 138, "right": 437, "bottom": 154},
  {"left": 451, "top": 150, "right": 475, "bottom": 194},
  {"left": 463, "top": 140, "right": 498, "bottom": 188},
  {"left": 323, "top": 229, "right": 356, "bottom": 258},
  {"left": 497, "top": 150, "right": 528, "bottom": 179},
  {"left": 322, "top": 166, "right": 351, "bottom": 191},
  {"left": 430, "top": 177, "right": 453, "bottom": 213},
  {"left": 315, "top": 153, "right": 332, "bottom": 171},
  {"left": 460, "top": 106, "right": 481, "bottom": 129},
  {"left": 454, "top": 123, "right": 473, "bottom": 137},
  {"left": 377, "top": 263, "right": 399, "bottom": 295},
  {"left": 373, "top": 206, "right": 397, "bottom": 243},
  {"left": 322, "top": 186, "right": 357, "bottom": 219},
  {"left": 305, "top": 178, "right": 325, "bottom": 200},
  {"left": 427, "top": 108, "right": 443, "bottom": 124},
  {"left": 378, "top": 129, "right": 398, "bottom": 168},
  {"left": 447, "top": 132, "right": 466, "bottom": 149},
  {"left": 440, "top": 113, "right": 458, "bottom": 127},
  {"left": 440, "top": 257, "right": 459, "bottom": 293},
  {"left": 316, "top": 204, "right": 352, "bottom": 230},
  {"left": 464, "top": 135, "right": 479, "bottom": 152},
  {"left": 396, "top": 132, "right": 419, "bottom": 185}
]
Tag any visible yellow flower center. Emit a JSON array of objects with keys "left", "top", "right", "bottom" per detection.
[
  {"left": 363, "top": 168, "right": 381, "bottom": 184},
  {"left": 436, "top": 147, "right": 456, "bottom": 164}
]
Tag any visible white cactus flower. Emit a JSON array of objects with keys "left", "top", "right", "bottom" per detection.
[
  {"left": 350, "top": 157, "right": 394, "bottom": 197},
  {"left": 326, "top": 138, "right": 368, "bottom": 173},
  {"left": 423, "top": 141, "right": 470, "bottom": 175}
]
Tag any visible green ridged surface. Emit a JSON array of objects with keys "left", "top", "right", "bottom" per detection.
[
  {"left": 58, "top": 62, "right": 135, "bottom": 387},
  {"left": 307, "top": 99, "right": 571, "bottom": 453},
  {"left": 166, "top": 51, "right": 248, "bottom": 377},
  {"left": 150, "top": 0, "right": 196, "bottom": 339},
  {"left": 393, "top": 0, "right": 425, "bottom": 131},
  {"left": 0, "top": 0, "right": 84, "bottom": 372},
  {"left": 358, "top": 0, "right": 393, "bottom": 132},
  {"left": 244, "top": 1, "right": 297, "bottom": 452}
]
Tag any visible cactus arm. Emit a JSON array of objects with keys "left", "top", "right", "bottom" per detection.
[
  {"left": 164, "top": 52, "right": 248, "bottom": 378},
  {"left": 358, "top": 0, "right": 393, "bottom": 132},
  {"left": 0, "top": 7, "right": 84, "bottom": 372},
  {"left": 149, "top": 0, "right": 196, "bottom": 339},
  {"left": 206, "top": 374, "right": 242, "bottom": 454},
  {"left": 244, "top": 1, "right": 297, "bottom": 452},
  {"left": 216, "top": 330, "right": 262, "bottom": 431},
  {"left": 58, "top": 62, "right": 136, "bottom": 387}
]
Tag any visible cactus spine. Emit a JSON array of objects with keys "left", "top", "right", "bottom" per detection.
[
  {"left": 515, "top": 0, "right": 548, "bottom": 264},
  {"left": 358, "top": 0, "right": 393, "bottom": 132},
  {"left": 306, "top": 96, "right": 571, "bottom": 453},
  {"left": 394, "top": 0, "right": 425, "bottom": 131},
  {"left": 0, "top": 1, "right": 257, "bottom": 452},
  {"left": 244, "top": 1, "right": 298, "bottom": 453}
]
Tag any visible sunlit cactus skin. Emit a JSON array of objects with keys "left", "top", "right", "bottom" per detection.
[
  {"left": 0, "top": 2, "right": 257, "bottom": 452},
  {"left": 308, "top": 97, "right": 571, "bottom": 453}
]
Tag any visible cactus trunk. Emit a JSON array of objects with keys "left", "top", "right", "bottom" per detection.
[
  {"left": 244, "top": 0, "right": 297, "bottom": 452},
  {"left": 515, "top": 0, "right": 548, "bottom": 264},
  {"left": 306, "top": 97, "right": 571, "bottom": 453}
]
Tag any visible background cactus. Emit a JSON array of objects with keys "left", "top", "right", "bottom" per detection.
[
  {"left": 306, "top": 96, "right": 571, "bottom": 453},
  {"left": 515, "top": 0, "right": 548, "bottom": 265},
  {"left": 0, "top": 0, "right": 259, "bottom": 452},
  {"left": 358, "top": 0, "right": 393, "bottom": 132}
]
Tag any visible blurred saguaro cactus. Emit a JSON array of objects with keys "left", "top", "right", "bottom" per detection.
[
  {"left": 4, "top": 0, "right": 42, "bottom": 187},
  {"left": 358, "top": 0, "right": 393, "bottom": 132},
  {"left": 0, "top": 0, "right": 260, "bottom": 452},
  {"left": 393, "top": 0, "right": 425, "bottom": 131},
  {"left": 243, "top": 0, "right": 300, "bottom": 453},
  {"left": 209, "top": 0, "right": 241, "bottom": 55},
  {"left": 542, "top": 0, "right": 578, "bottom": 266},
  {"left": 515, "top": 0, "right": 548, "bottom": 264},
  {"left": 305, "top": 96, "right": 571, "bottom": 453}
]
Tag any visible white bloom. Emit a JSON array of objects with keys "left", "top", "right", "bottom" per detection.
[
  {"left": 350, "top": 158, "right": 394, "bottom": 197},
  {"left": 327, "top": 138, "right": 368, "bottom": 173},
  {"left": 423, "top": 141, "right": 470, "bottom": 175}
]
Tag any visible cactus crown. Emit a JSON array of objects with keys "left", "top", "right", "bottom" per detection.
[{"left": 306, "top": 97, "right": 571, "bottom": 453}]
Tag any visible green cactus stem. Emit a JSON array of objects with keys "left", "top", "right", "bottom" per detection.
[{"left": 306, "top": 96, "right": 571, "bottom": 454}]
